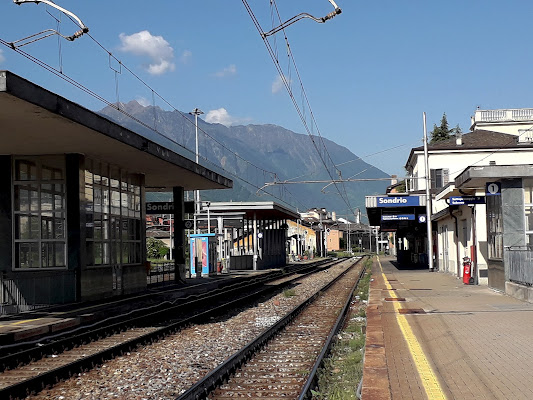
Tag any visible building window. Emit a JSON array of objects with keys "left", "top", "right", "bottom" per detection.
[
  {"left": 13, "top": 157, "right": 67, "bottom": 269},
  {"left": 430, "top": 168, "right": 449, "bottom": 189},
  {"left": 486, "top": 194, "right": 503, "bottom": 259},
  {"left": 85, "top": 159, "right": 142, "bottom": 267},
  {"left": 524, "top": 179, "right": 533, "bottom": 248},
  {"left": 410, "top": 172, "right": 418, "bottom": 191}
]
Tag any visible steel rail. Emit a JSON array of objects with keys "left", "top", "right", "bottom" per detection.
[
  {"left": 0, "top": 259, "right": 328, "bottom": 363},
  {"left": 176, "top": 257, "right": 364, "bottom": 400},
  {"left": 0, "top": 259, "right": 338, "bottom": 399},
  {"left": 299, "top": 261, "right": 367, "bottom": 399}
]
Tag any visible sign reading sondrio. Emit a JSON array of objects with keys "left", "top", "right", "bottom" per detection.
[
  {"left": 146, "top": 202, "right": 174, "bottom": 214},
  {"left": 376, "top": 196, "right": 420, "bottom": 207}
]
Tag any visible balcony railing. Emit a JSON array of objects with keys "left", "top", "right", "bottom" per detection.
[{"left": 473, "top": 108, "right": 533, "bottom": 124}]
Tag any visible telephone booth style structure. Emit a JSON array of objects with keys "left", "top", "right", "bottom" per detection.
[
  {"left": 189, "top": 233, "right": 217, "bottom": 276},
  {"left": 0, "top": 71, "right": 232, "bottom": 313}
]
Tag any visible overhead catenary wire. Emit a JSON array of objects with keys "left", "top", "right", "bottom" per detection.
[
  {"left": 6, "top": 4, "right": 310, "bottom": 210},
  {"left": 242, "top": 0, "right": 356, "bottom": 215},
  {"left": 0, "top": 35, "right": 308, "bottom": 211}
]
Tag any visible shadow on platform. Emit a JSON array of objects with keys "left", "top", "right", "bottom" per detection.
[{"left": 389, "top": 259, "right": 429, "bottom": 270}]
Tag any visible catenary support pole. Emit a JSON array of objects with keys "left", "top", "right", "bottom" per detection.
[{"left": 423, "top": 112, "right": 435, "bottom": 271}]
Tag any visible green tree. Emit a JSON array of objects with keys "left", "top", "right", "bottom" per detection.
[
  {"left": 430, "top": 113, "right": 452, "bottom": 144},
  {"left": 451, "top": 124, "right": 462, "bottom": 136},
  {"left": 146, "top": 237, "right": 169, "bottom": 259}
]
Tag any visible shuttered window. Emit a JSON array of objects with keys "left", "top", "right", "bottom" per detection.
[{"left": 430, "top": 168, "right": 449, "bottom": 189}]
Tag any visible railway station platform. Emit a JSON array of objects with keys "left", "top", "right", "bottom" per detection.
[
  {"left": 363, "top": 256, "right": 533, "bottom": 400},
  {"left": 0, "top": 269, "right": 278, "bottom": 346}
]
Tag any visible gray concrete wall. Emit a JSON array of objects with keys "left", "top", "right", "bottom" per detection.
[
  {"left": 487, "top": 260, "right": 505, "bottom": 291},
  {"left": 502, "top": 179, "right": 525, "bottom": 283},
  {"left": 502, "top": 179, "right": 525, "bottom": 249}
]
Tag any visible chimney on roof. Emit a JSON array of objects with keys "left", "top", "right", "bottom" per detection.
[{"left": 456, "top": 131, "right": 463, "bottom": 146}]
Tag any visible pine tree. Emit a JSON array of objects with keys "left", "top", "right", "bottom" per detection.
[
  {"left": 452, "top": 124, "right": 462, "bottom": 136},
  {"left": 430, "top": 113, "right": 452, "bottom": 143}
]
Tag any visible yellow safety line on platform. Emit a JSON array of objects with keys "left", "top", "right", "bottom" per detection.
[
  {"left": 378, "top": 256, "right": 447, "bottom": 400},
  {"left": 1, "top": 318, "right": 43, "bottom": 326}
]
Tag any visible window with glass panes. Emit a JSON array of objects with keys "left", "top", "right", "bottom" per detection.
[
  {"left": 486, "top": 194, "right": 503, "bottom": 259},
  {"left": 85, "top": 159, "right": 142, "bottom": 266},
  {"left": 525, "top": 179, "right": 533, "bottom": 248},
  {"left": 13, "top": 157, "right": 66, "bottom": 269}
]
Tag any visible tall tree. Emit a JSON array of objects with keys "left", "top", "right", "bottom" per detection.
[
  {"left": 430, "top": 113, "right": 452, "bottom": 143},
  {"left": 452, "top": 124, "right": 462, "bottom": 136}
]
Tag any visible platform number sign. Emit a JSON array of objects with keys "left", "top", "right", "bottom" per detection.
[
  {"left": 486, "top": 182, "right": 501, "bottom": 196},
  {"left": 184, "top": 220, "right": 194, "bottom": 230}
]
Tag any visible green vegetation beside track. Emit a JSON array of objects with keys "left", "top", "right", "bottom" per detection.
[{"left": 311, "top": 257, "right": 372, "bottom": 399}]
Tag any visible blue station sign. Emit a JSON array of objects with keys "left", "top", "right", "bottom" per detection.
[
  {"left": 381, "top": 214, "right": 415, "bottom": 221},
  {"left": 486, "top": 182, "right": 501, "bottom": 196},
  {"left": 449, "top": 196, "right": 486, "bottom": 206},
  {"left": 376, "top": 196, "right": 421, "bottom": 207}
]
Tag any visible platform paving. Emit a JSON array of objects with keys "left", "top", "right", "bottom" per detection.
[{"left": 363, "top": 256, "right": 533, "bottom": 400}]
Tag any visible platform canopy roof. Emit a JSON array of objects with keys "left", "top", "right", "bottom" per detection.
[
  {"left": 206, "top": 201, "right": 299, "bottom": 220},
  {"left": 365, "top": 194, "right": 427, "bottom": 227},
  {"left": 455, "top": 164, "right": 533, "bottom": 189},
  {"left": 0, "top": 71, "right": 232, "bottom": 192}
]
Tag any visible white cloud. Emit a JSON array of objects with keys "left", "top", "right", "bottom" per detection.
[
  {"left": 0, "top": 49, "right": 5, "bottom": 64},
  {"left": 180, "top": 50, "right": 192, "bottom": 64},
  {"left": 213, "top": 64, "right": 237, "bottom": 78},
  {"left": 272, "top": 75, "right": 291, "bottom": 94},
  {"left": 119, "top": 30, "right": 175, "bottom": 75},
  {"left": 205, "top": 108, "right": 250, "bottom": 127}
]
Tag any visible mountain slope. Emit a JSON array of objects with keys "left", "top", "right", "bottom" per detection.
[{"left": 100, "top": 101, "right": 389, "bottom": 216}]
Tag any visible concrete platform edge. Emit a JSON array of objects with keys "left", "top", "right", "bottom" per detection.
[{"left": 361, "top": 258, "right": 392, "bottom": 400}]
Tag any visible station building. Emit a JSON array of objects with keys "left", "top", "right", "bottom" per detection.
[
  {"left": 388, "top": 107, "right": 533, "bottom": 302},
  {"left": 0, "top": 71, "right": 232, "bottom": 312},
  {"left": 196, "top": 201, "right": 298, "bottom": 271}
]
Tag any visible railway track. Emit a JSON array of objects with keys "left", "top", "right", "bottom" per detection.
[
  {"left": 0, "top": 259, "right": 340, "bottom": 399},
  {"left": 179, "top": 257, "right": 366, "bottom": 400}
]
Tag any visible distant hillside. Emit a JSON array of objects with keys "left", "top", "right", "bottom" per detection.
[{"left": 99, "top": 101, "right": 389, "bottom": 217}]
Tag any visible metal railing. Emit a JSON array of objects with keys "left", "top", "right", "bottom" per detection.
[
  {"left": 1, "top": 270, "right": 76, "bottom": 315},
  {"left": 474, "top": 108, "right": 533, "bottom": 123},
  {"left": 505, "top": 247, "right": 533, "bottom": 286},
  {"left": 146, "top": 262, "right": 176, "bottom": 286}
]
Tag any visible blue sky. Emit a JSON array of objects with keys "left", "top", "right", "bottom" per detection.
[{"left": 1, "top": 0, "right": 533, "bottom": 179}]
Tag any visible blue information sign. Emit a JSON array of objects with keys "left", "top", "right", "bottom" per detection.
[
  {"left": 381, "top": 214, "right": 415, "bottom": 221},
  {"left": 376, "top": 196, "right": 421, "bottom": 207},
  {"left": 449, "top": 196, "right": 485, "bottom": 206}
]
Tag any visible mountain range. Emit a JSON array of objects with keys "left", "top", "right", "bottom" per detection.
[{"left": 99, "top": 101, "right": 390, "bottom": 219}]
